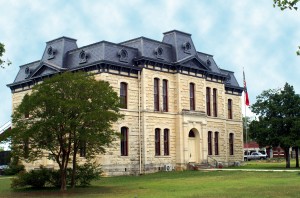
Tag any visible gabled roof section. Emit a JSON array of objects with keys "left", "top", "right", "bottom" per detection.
[
  {"left": 13, "top": 61, "right": 40, "bottom": 83},
  {"left": 176, "top": 55, "right": 209, "bottom": 71},
  {"left": 28, "top": 61, "right": 66, "bottom": 79},
  {"left": 162, "top": 30, "right": 197, "bottom": 62}
]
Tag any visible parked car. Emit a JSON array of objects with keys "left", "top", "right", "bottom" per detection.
[{"left": 244, "top": 152, "right": 268, "bottom": 161}]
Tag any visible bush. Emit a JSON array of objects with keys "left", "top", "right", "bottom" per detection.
[
  {"left": 11, "top": 163, "right": 101, "bottom": 189},
  {"left": 75, "top": 163, "right": 101, "bottom": 186},
  {"left": 11, "top": 167, "right": 51, "bottom": 188}
]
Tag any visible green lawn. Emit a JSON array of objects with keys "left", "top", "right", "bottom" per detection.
[
  {"left": 233, "top": 158, "right": 299, "bottom": 169},
  {"left": 0, "top": 170, "right": 300, "bottom": 198}
]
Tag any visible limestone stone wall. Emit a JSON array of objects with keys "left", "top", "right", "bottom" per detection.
[{"left": 10, "top": 67, "right": 243, "bottom": 175}]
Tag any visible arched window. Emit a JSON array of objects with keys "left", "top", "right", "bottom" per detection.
[
  {"left": 155, "top": 128, "right": 161, "bottom": 156},
  {"left": 229, "top": 133, "right": 234, "bottom": 155},
  {"left": 163, "top": 79, "right": 168, "bottom": 112},
  {"left": 121, "top": 127, "right": 128, "bottom": 156},
  {"left": 164, "top": 129, "right": 169, "bottom": 155},
  {"left": 213, "top": 88, "right": 217, "bottom": 117},
  {"left": 214, "top": 132, "right": 219, "bottom": 155},
  {"left": 154, "top": 78, "right": 160, "bottom": 111},
  {"left": 208, "top": 131, "right": 212, "bottom": 155},
  {"left": 190, "top": 83, "right": 195, "bottom": 110},
  {"left": 228, "top": 99, "right": 233, "bottom": 119},
  {"left": 189, "top": 130, "right": 195, "bottom": 137},
  {"left": 120, "top": 82, "right": 128, "bottom": 109},
  {"left": 206, "top": 87, "right": 211, "bottom": 116}
]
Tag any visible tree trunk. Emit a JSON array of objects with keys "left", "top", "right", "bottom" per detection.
[
  {"left": 295, "top": 146, "right": 299, "bottom": 168},
  {"left": 71, "top": 148, "right": 77, "bottom": 188},
  {"left": 60, "top": 169, "right": 67, "bottom": 191},
  {"left": 284, "top": 147, "right": 290, "bottom": 168}
]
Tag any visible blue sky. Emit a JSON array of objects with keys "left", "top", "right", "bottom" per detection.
[{"left": 1, "top": 0, "right": 300, "bottom": 127}]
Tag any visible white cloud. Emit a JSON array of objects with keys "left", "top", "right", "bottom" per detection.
[{"left": 1, "top": 0, "right": 300, "bottom": 127}]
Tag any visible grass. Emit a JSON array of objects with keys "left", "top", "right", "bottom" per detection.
[
  {"left": 0, "top": 169, "right": 300, "bottom": 198},
  {"left": 232, "top": 158, "right": 299, "bottom": 169}
]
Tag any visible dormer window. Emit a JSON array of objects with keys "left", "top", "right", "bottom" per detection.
[
  {"left": 79, "top": 50, "right": 88, "bottom": 64},
  {"left": 25, "top": 67, "right": 32, "bottom": 78},
  {"left": 183, "top": 42, "right": 191, "bottom": 54},
  {"left": 118, "top": 49, "right": 128, "bottom": 63},
  {"left": 47, "top": 46, "right": 56, "bottom": 60},
  {"left": 207, "top": 59, "right": 211, "bottom": 66},
  {"left": 154, "top": 46, "right": 164, "bottom": 59}
]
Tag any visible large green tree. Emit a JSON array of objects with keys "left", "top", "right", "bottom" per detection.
[
  {"left": 9, "top": 72, "right": 123, "bottom": 191},
  {"left": 249, "top": 83, "right": 300, "bottom": 168}
]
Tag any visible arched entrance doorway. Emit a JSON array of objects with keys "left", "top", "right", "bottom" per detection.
[{"left": 188, "top": 129, "right": 198, "bottom": 163}]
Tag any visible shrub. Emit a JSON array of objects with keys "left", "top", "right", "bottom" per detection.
[
  {"left": 11, "top": 167, "right": 52, "bottom": 188},
  {"left": 75, "top": 163, "right": 102, "bottom": 186},
  {"left": 11, "top": 163, "right": 101, "bottom": 189}
]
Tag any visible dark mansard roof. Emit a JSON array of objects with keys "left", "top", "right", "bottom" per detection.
[{"left": 7, "top": 30, "right": 243, "bottom": 94}]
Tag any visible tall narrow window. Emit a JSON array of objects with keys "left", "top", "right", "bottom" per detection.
[
  {"left": 190, "top": 83, "right": 195, "bottom": 110},
  {"left": 121, "top": 127, "right": 128, "bottom": 156},
  {"left": 214, "top": 132, "right": 219, "bottom": 155},
  {"left": 120, "top": 82, "right": 128, "bottom": 109},
  {"left": 228, "top": 99, "right": 233, "bottom": 119},
  {"left": 206, "top": 87, "right": 211, "bottom": 116},
  {"left": 208, "top": 131, "right": 212, "bottom": 155},
  {"left": 155, "top": 128, "right": 161, "bottom": 156},
  {"left": 162, "top": 79, "right": 168, "bottom": 112},
  {"left": 213, "top": 88, "right": 217, "bottom": 117},
  {"left": 154, "top": 78, "right": 160, "bottom": 111},
  {"left": 229, "top": 133, "right": 234, "bottom": 155},
  {"left": 164, "top": 129, "right": 169, "bottom": 155},
  {"left": 79, "top": 140, "right": 86, "bottom": 157}
]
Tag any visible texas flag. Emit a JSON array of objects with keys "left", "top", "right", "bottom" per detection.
[{"left": 243, "top": 70, "right": 250, "bottom": 106}]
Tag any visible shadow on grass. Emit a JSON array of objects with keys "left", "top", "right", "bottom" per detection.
[{"left": 9, "top": 185, "right": 119, "bottom": 197}]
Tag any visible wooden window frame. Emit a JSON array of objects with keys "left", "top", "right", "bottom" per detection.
[
  {"left": 120, "top": 82, "right": 128, "bottom": 109},
  {"left": 190, "top": 83, "right": 195, "bottom": 111},
  {"left": 228, "top": 99, "right": 233, "bottom": 119},
  {"left": 155, "top": 128, "right": 161, "bottom": 156},
  {"left": 214, "top": 132, "right": 219, "bottom": 155},
  {"left": 229, "top": 133, "right": 234, "bottom": 155},
  {"left": 162, "top": 79, "right": 168, "bottom": 112},
  {"left": 206, "top": 87, "right": 211, "bottom": 116},
  {"left": 154, "top": 78, "right": 160, "bottom": 111},
  {"left": 121, "top": 127, "right": 128, "bottom": 156},
  {"left": 213, "top": 88, "right": 217, "bottom": 117},
  {"left": 164, "top": 129, "right": 169, "bottom": 156},
  {"left": 208, "top": 131, "right": 212, "bottom": 155}
]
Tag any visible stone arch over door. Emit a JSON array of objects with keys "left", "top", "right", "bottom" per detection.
[{"left": 188, "top": 128, "right": 200, "bottom": 163}]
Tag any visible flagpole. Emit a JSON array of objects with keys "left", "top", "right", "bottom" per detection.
[{"left": 243, "top": 68, "right": 248, "bottom": 157}]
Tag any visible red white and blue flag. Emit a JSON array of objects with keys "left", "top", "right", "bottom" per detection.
[{"left": 243, "top": 70, "right": 250, "bottom": 106}]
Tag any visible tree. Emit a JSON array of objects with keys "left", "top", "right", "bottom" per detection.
[
  {"left": 249, "top": 83, "right": 300, "bottom": 168},
  {"left": 273, "top": 0, "right": 299, "bottom": 10},
  {"left": 273, "top": 0, "right": 300, "bottom": 55},
  {"left": 9, "top": 72, "right": 123, "bottom": 191},
  {"left": 0, "top": 42, "right": 11, "bottom": 68}
]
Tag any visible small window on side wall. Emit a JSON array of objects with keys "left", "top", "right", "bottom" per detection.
[
  {"left": 120, "top": 82, "right": 128, "bottom": 109},
  {"left": 121, "top": 127, "right": 128, "bottom": 156},
  {"left": 229, "top": 133, "right": 234, "bottom": 155}
]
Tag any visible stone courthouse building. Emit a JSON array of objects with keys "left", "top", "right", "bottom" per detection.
[{"left": 8, "top": 30, "right": 243, "bottom": 175}]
